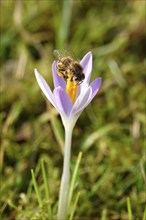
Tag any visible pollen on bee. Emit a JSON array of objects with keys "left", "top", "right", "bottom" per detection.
[{"left": 58, "top": 72, "right": 64, "bottom": 77}]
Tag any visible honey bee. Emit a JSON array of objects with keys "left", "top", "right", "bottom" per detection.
[{"left": 53, "top": 50, "right": 85, "bottom": 84}]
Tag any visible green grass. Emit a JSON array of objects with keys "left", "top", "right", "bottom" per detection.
[{"left": 0, "top": 0, "right": 145, "bottom": 219}]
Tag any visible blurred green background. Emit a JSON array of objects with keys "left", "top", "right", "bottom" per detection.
[{"left": 0, "top": 0, "right": 145, "bottom": 219}]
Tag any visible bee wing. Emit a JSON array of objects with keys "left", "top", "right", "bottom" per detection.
[
  {"left": 53, "top": 49, "right": 80, "bottom": 61},
  {"left": 53, "top": 50, "right": 71, "bottom": 60},
  {"left": 64, "top": 47, "right": 80, "bottom": 61},
  {"left": 53, "top": 50, "right": 61, "bottom": 60}
]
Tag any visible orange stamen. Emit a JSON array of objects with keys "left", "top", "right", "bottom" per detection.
[{"left": 66, "top": 79, "right": 78, "bottom": 104}]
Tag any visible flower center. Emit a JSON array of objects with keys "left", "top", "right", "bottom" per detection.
[{"left": 66, "top": 78, "right": 78, "bottom": 104}]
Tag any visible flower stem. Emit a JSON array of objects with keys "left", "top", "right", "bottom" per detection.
[{"left": 57, "top": 125, "right": 73, "bottom": 220}]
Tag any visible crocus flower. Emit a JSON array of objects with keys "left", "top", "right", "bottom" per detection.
[
  {"left": 35, "top": 51, "right": 102, "bottom": 220},
  {"left": 35, "top": 51, "right": 102, "bottom": 130}
]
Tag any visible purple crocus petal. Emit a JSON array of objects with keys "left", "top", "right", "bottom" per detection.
[
  {"left": 52, "top": 61, "right": 66, "bottom": 89},
  {"left": 80, "top": 51, "right": 92, "bottom": 85},
  {"left": 86, "top": 77, "right": 102, "bottom": 105},
  {"left": 71, "top": 86, "right": 92, "bottom": 115},
  {"left": 53, "top": 86, "right": 72, "bottom": 117},
  {"left": 35, "top": 69, "right": 56, "bottom": 107}
]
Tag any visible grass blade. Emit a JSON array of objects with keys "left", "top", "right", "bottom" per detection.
[
  {"left": 69, "top": 192, "right": 80, "bottom": 220},
  {"left": 127, "top": 197, "right": 133, "bottom": 220},
  {"left": 101, "top": 209, "right": 107, "bottom": 220},
  {"left": 143, "top": 208, "right": 146, "bottom": 220},
  {"left": 56, "top": 0, "right": 73, "bottom": 49},
  {"left": 41, "top": 158, "right": 52, "bottom": 219},
  {"left": 67, "top": 152, "right": 82, "bottom": 214},
  {"left": 31, "top": 169, "right": 42, "bottom": 208}
]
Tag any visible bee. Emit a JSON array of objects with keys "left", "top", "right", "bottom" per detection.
[{"left": 53, "top": 50, "right": 85, "bottom": 84}]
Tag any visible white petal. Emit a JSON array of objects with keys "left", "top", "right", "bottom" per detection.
[
  {"left": 35, "top": 69, "right": 56, "bottom": 107},
  {"left": 80, "top": 51, "right": 92, "bottom": 85}
]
